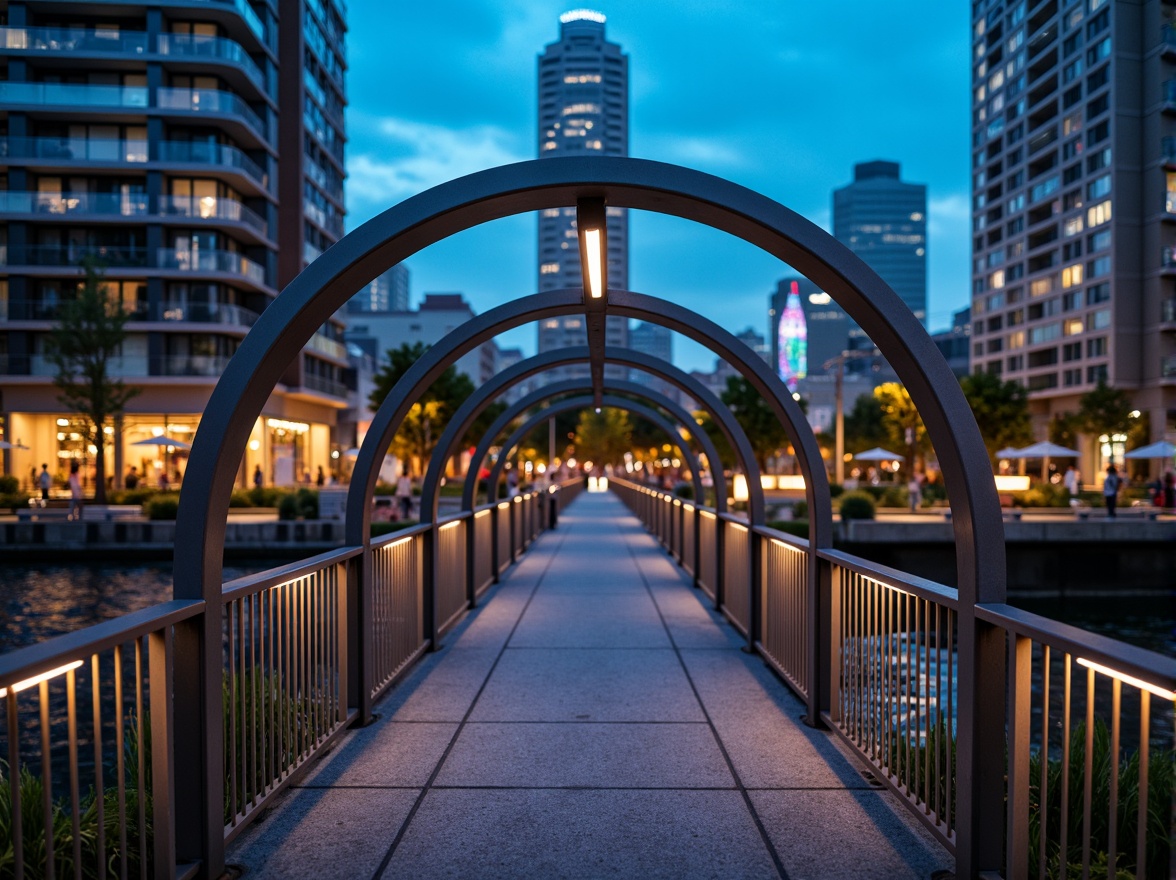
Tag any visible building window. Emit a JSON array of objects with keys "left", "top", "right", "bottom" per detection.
[
  {"left": 1062, "top": 263, "right": 1084, "bottom": 288},
  {"left": 1086, "top": 282, "right": 1110, "bottom": 305},
  {"left": 1087, "top": 255, "right": 1110, "bottom": 277},
  {"left": 540, "top": 262, "right": 560, "bottom": 274},
  {"left": 1086, "top": 199, "right": 1111, "bottom": 226}
]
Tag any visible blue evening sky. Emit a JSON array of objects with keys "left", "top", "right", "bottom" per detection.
[{"left": 342, "top": 1, "right": 972, "bottom": 373}]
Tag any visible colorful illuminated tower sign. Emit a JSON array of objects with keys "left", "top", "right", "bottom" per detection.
[{"left": 777, "top": 281, "right": 808, "bottom": 391}]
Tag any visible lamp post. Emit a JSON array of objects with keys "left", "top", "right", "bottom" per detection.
[{"left": 822, "top": 348, "right": 880, "bottom": 485}]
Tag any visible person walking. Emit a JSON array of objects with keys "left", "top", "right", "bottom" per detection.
[
  {"left": 253, "top": 464, "right": 264, "bottom": 489},
  {"left": 1102, "top": 464, "right": 1121, "bottom": 519},
  {"left": 1163, "top": 471, "right": 1176, "bottom": 510},
  {"left": 316, "top": 466, "right": 325, "bottom": 488},
  {"left": 1063, "top": 464, "right": 1081, "bottom": 501},
  {"left": 67, "top": 461, "right": 83, "bottom": 521},
  {"left": 38, "top": 463, "right": 52, "bottom": 504},
  {"left": 907, "top": 472, "right": 922, "bottom": 512},
  {"left": 395, "top": 468, "right": 413, "bottom": 520}
]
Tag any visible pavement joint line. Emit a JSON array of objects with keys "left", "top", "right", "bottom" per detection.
[
  {"left": 368, "top": 508, "right": 575, "bottom": 880},
  {"left": 618, "top": 509, "right": 792, "bottom": 880}
]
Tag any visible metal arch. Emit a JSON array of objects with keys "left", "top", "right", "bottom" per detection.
[
  {"left": 459, "top": 381, "right": 729, "bottom": 514},
  {"left": 176, "top": 156, "right": 1001, "bottom": 607},
  {"left": 411, "top": 345, "right": 741, "bottom": 524},
  {"left": 486, "top": 395, "right": 705, "bottom": 503},
  {"left": 450, "top": 377, "right": 747, "bottom": 520}
]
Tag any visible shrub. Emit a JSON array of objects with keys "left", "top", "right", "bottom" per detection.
[
  {"left": 372, "top": 483, "right": 397, "bottom": 495},
  {"left": 247, "top": 486, "right": 283, "bottom": 508},
  {"left": 143, "top": 494, "right": 180, "bottom": 520},
  {"left": 673, "top": 483, "right": 694, "bottom": 500},
  {"left": 0, "top": 474, "right": 18, "bottom": 494},
  {"left": 0, "top": 492, "right": 30, "bottom": 510},
  {"left": 110, "top": 487, "right": 157, "bottom": 505},
  {"left": 880, "top": 486, "right": 907, "bottom": 508},
  {"left": 766, "top": 519, "right": 809, "bottom": 540},
  {"left": 371, "top": 519, "right": 419, "bottom": 537},
  {"left": 829, "top": 483, "right": 845, "bottom": 499},
  {"left": 792, "top": 500, "right": 808, "bottom": 519},
  {"left": 277, "top": 488, "right": 318, "bottom": 520},
  {"left": 838, "top": 491, "right": 876, "bottom": 520}
]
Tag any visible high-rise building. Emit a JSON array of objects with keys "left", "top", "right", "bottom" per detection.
[
  {"left": 969, "top": 1, "right": 1174, "bottom": 454},
  {"left": 536, "top": 9, "right": 629, "bottom": 382},
  {"left": 0, "top": 0, "right": 349, "bottom": 489},
  {"left": 628, "top": 321, "right": 677, "bottom": 405},
  {"left": 773, "top": 277, "right": 847, "bottom": 380},
  {"left": 349, "top": 265, "right": 410, "bottom": 314},
  {"left": 834, "top": 160, "right": 928, "bottom": 328}
]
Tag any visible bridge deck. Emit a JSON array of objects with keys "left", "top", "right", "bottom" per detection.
[{"left": 228, "top": 492, "right": 950, "bottom": 879}]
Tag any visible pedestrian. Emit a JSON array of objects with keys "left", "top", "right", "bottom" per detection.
[
  {"left": 506, "top": 468, "right": 519, "bottom": 499},
  {"left": 67, "top": 461, "right": 83, "bottom": 521},
  {"left": 395, "top": 468, "right": 413, "bottom": 520},
  {"left": 253, "top": 464, "right": 264, "bottom": 489},
  {"left": 125, "top": 465, "right": 139, "bottom": 489},
  {"left": 1063, "top": 464, "right": 1081, "bottom": 501},
  {"left": 38, "top": 463, "right": 52, "bottom": 504},
  {"left": 907, "top": 472, "right": 922, "bottom": 511},
  {"left": 1164, "top": 471, "right": 1176, "bottom": 510},
  {"left": 1102, "top": 464, "right": 1121, "bottom": 519},
  {"left": 316, "top": 466, "right": 325, "bottom": 488},
  {"left": 158, "top": 469, "right": 170, "bottom": 491}
]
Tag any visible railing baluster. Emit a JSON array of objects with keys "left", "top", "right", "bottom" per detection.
[
  {"left": 116, "top": 643, "right": 127, "bottom": 880},
  {"left": 1038, "top": 645, "right": 1050, "bottom": 880},
  {"left": 92, "top": 654, "right": 106, "bottom": 877},
  {"left": 1082, "top": 664, "right": 1094, "bottom": 876},
  {"left": 66, "top": 666, "right": 82, "bottom": 879},
  {"left": 1136, "top": 690, "right": 1149, "bottom": 880},
  {"left": 135, "top": 639, "right": 146, "bottom": 880},
  {"left": 1107, "top": 677, "right": 1120, "bottom": 876},
  {"left": 39, "top": 681, "right": 54, "bottom": 880},
  {"left": 1059, "top": 653, "right": 1071, "bottom": 880},
  {"left": 7, "top": 690, "right": 23, "bottom": 880}
]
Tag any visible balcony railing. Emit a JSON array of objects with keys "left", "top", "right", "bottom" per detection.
[
  {"left": 0, "top": 81, "right": 148, "bottom": 110},
  {"left": 1165, "top": 80, "right": 1176, "bottom": 106},
  {"left": 0, "top": 190, "right": 148, "bottom": 217},
  {"left": 156, "top": 87, "right": 265, "bottom": 138},
  {"left": 1163, "top": 246, "right": 1176, "bottom": 269},
  {"left": 158, "top": 194, "right": 268, "bottom": 236},
  {"left": 1166, "top": 191, "right": 1176, "bottom": 216},
  {"left": 301, "top": 373, "right": 350, "bottom": 399},
  {"left": 0, "top": 135, "right": 148, "bottom": 164},
  {"left": 307, "top": 332, "right": 348, "bottom": 360},
  {"left": 156, "top": 32, "right": 265, "bottom": 91},
  {"left": 154, "top": 354, "right": 236, "bottom": 377},
  {"left": 1165, "top": 136, "right": 1176, "bottom": 166},
  {"left": 0, "top": 297, "right": 149, "bottom": 322},
  {"left": 1163, "top": 355, "right": 1176, "bottom": 378},
  {"left": 0, "top": 25, "right": 148, "bottom": 54},
  {"left": 159, "top": 300, "right": 259, "bottom": 327},
  {"left": 157, "top": 140, "right": 267, "bottom": 188},
  {"left": 1164, "top": 299, "right": 1176, "bottom": 324},
  {"left": 24, "top": 354, "right": 149, "bottom": 377},
  {"left": 192, "top": 0, "right": 267, "bottom": 43},
  {"left": 8, "top": 245, "right": 150, "bottom": 269},
  {"left": 156, "top": 247, "right": 268, "bottom": 287}
]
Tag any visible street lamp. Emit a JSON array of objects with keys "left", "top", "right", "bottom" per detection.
[{"left": 822, "top": 348, "right": 880, "bottom": 485}]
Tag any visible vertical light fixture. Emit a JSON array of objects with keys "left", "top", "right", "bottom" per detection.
[{"left": 576, "top": 197, "right": 608, "bottom": 302}]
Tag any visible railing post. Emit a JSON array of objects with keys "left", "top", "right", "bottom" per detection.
[
  {"left": 812, "top": 552, "right": 834, "bottom": 728},
  {"left": 714, "top": 516, "right": 725, "bottom": 612},
  {"left": 747, "top": 527, "right": 761, "bottom": 654},
  {"left": 349, "top": 548, "right": 373, "bottom": 723},
  {"left": 465, "top": 509, "right": 478, "bottom": 608},
  {"left": 148, "top": 628, "right": 176, "bottom": 877},
  {"left": 692, "top": 505, "right": 700, "bottom": 588},
  {"left": 1006, "top": 633, "right": 1031, "bottom": 880},
  {"left": 422, "top": 524, "right": 439, "bottom": 650},
  {"left": 490, "top": 504, "right": 501, "bottom": 583}
]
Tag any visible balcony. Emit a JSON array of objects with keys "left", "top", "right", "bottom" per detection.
[
  {"left": 0, "top": 81, "right": 148, "bottom": 112},
  {"left": 0, "top": 191, "right": 149, "bottom": 218},
  {"left": 156, "top": 247, "right": 268, "bottom": 288},
  {"left": 1162, "top": 355, "right": 1176, "bottom": 382},
  {"left": 158, "top": 300, "right": 259, "bottom": 327},
  {"left": 154, "top": 354, "right": 236, "bottom": 377},
  {"left": 301, "top": 373, "right": 350, "bottom": 399},
  {"left": 1162, "top": 298, "right": 1176, "bottom": 327},
  {"left": 1166, "top": 190, "right": 1176, "bottom": 218},
  {"left": 0, "top": 297, "right": 148, "bottom": 322},
  {"left": 1165, "top": 136, "right": 1176, "bottom": 167},
  {"left": 1165, "top": 81, "right": 1176, "bottom": 111},
  {"left": 0, "top": 26, "right": 148, "bottom": 55},
  {"left": 0, "top": 135, "right": 148, "bottom": 164},
  {"left": 15, "top": 354, "right": 149, "bottom": 377},
  {"left": 1164, "top": 246, "right": 1176, "bottom": 271},
  {"left": 1165, "top": 23, "right": 1176, "bottom": 57},
  {"left": 307, "top": 331, "right": 348, "bottom": 361},
  {"left": 303, "top": 200, "right": 344, "bottom": 239},
  {"left": 191, "top": 0, "right": 267, "bottom": 45},
  {"left": 156, "top": 33, "right": 265, "bottom": 94},
  {"left": 157, "top": 140, "right": 268, "bottom": 191},
  {"left": 156, "top": 87, "right": 266, "bottom": 140},
  {"left": 4, "top": 244, "right": 150, "bottom": 269},
  {"left": 158, "top": 194, "right": 269, "bottom": 238}
]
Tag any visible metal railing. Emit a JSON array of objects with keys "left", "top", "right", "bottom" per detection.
[
  {"left": 0, "top": 483, "right": 582, "bottom": 877},
  {"left": 610, "top": 477, "right": 1175, "bottom": 878}
]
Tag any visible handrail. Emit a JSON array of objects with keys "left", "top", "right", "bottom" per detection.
[
  {"left": 977, "top": 602, "right": 1176, "bottom": 691},
  {"left": 752, "top": 522, "right": 810, "bottom": 550},
  {"left": 0, "top": 599, "right": 204, "bottom": 684},
  {"left": 220, "top": 546, "right": 362, "bottom": 602},
  {"left": 818, "top": 547, "right": 961, "bottom": 608}
]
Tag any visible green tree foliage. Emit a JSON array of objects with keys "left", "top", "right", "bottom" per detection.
[
  {"left": 573, "top": 407, "right": 634, "bottom": 467},
  {"left": 368, "top": 342, "right": 475, "bottom": 476},
  {"left": 873, "top": 383, "right": 931, "bottom": 478},
  {"left": 47, "top": 257, "right": 140, "bottom": 505},
  {"left": 1048, "top": 412, "right": 1080, "bottom": 450},
  {"left": 721, "top": 376, "right": 786, "bottom": 471},
  {"left": 693, "top": 410, "right": 736, "bottom": 471},
  {"left": 843, "top": 393, "right": 889, "bottom": 455},
  {"left": 959, "top": 371, "right": 1033, "bottom": 465},
  {"left": 1077, "top": 379, "right": 1133, "bottom": 440}
]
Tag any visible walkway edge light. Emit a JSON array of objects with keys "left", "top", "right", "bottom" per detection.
[
  {"left": 577, "top": 197, "right": 607, "bottom": 301},
  {"left": 1076, "top": 657, "right": 1176, "bottom": 701}
]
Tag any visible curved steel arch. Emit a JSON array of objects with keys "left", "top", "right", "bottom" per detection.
[
  {"left": 457, "top": 380, "right": 733, "bottom": 515},
  {"left": 171, "top": 157, "right": 1004, "bottom": 875}
]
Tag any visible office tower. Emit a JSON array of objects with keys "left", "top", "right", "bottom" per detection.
[
  {"left": 0, "top": 0, "right": 349, "bottom": 489},
  {"left": 536, "top": 10, "right": 629, "bottom": 382},
  {"left": 629, "top": 321, "right": 677, "bottom": 405},
  {"left": 970, "top": 0, "right": 1173, "bottom": 451},
  {"left": 349, "top": 264, "right": 410, "bottom": 314},
  {"left": 773, "top": 277, "right": 848, "bottom": 380},
  {"left": 834, "top": 160, "right": 928, "bottom": 327},
  {"left": 932, "top": 306, "right": 972, "bottom": 379}
]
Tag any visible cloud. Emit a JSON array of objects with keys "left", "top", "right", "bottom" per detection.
[
  {"left": 635, "top": 135, "right": 747, "bottom": 170},
  {"left": 345, "top": 117, "right": 530, "bottom": 224}
]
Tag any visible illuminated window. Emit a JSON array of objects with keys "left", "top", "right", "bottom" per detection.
[
  {"left": 1064, "top": 318, "right": 1084, "bottom": 336},
  {"left": 1008, "top": 330, "right": 1025, "bottom": 349},
  {"left": 1086, "top": 199, "right": 1112, "bottom": 226},
  {"left": 1063, "top": 216, "right": 1084, "bottom": 237},
  {"left": 1030, "top": 277, "right": 1054, "bottom": 297},
  {"left": 1062, "top": 263, "right": 1084, "bottom": 288},
  {"left": 586, "top": 140, "right": 603, "bottom": 150},
  {"left": 561, "top": 103, "right": 600, "bottom": 116},
  {"left": 541, "top": 141, "right": 557, "bottom": 151},
  {"left": 543, "top": 320, "right": 560, "bottom": 329},
  {"left": 989, "top": 270, "right": 1006, "bottom": 289},
  {"left": 542, "top": 208, "right": 560, "bottom": 218},
  {"left": 540, "top": 262, "right": 560, "bottom": 275}
]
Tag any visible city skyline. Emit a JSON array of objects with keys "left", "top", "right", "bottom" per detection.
[{"left": 344, "top": 1, "right": 972, "bottom": 373}]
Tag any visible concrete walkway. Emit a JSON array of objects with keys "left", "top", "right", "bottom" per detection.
[{"left": 228, "top": 492, "right": 950, "bottom": 879}]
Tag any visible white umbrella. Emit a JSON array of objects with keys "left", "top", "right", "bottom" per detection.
[
  {"left": 0, "top": 440, "right": 28, "bottom": 450},
  {"left": 1123, "top": 441, "right": 1176, "bottom": 460},
  {"left": 995, "top": 446, "right": 1024, "bottom": 459},
  {"left": 853, "top": 447, "right": 904, "bottom": 461},
  {"left": 131, "top": 436, "right": 192, "bottom": 450},
  {"left": 1010, "top": 441, "right": 1080, "bottom": 458}
]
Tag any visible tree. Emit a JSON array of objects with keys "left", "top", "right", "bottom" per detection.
[
  {"left": 872, "top": 383, "right": 930, "bottom": 478},
  {"left": 959, "top": 371, "right": 1033, "bottom": 466},
  {"left": 1077, "top": 379, "right": 1133, "bottom": 441},
  {"left": 842, "top": 393, "right": 889, "bottom": 455},
  {"left": 47, "top": 257, "right": 140, "bottom": 505},
  {"left": 721, "top": 376, "right": 787, "bottom": 471},
  {"left": 369, "top": 342, "right": 475, "bottom": 476},
  {"left": 573, "top": 407, "right": 633, "bottom": 467},
  {"left": 693, "top": 410, "right": 736, "bottom": 471},
  {"left": 1048, "top": 412, "right": 1079, "bottom": 451}
]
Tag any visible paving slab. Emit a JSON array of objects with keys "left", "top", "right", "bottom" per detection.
[
  {"left": 385, "top": 788, "right": 778, "bottom": 880},
  {"left": 509, "top": 593, "right": 670, "bottom": 648},
  {"left": 435, "top": 722, "right": 731, "bottom": 789},
  {"left": 378, "top": 647, "right": 499, "bottom": 722},
  {"left": 298, "top": 720, "right": 458, "bottom": 787},
  {"left": 470, "top": 647, "right": 705, "bottom": 722},
  {"left": 751, "top": 789, "right": 952, "bottom": 879},
  {"left": 228, "top": 787, "right": 418, "bottom": 879}
]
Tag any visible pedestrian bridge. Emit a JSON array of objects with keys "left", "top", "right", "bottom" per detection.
[{"left": 226, "top": 491, "right": 950, "bottom": 879}]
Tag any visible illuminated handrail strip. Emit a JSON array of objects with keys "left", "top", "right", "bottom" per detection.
[
  {"left": 978, "top": 602, "right": 1176, "bottom": 693},
  {"left": 220, "top": 546, "right": 361, "bottom": 601},
  {"left": 821, "top": 548, "right": 960, "bottom": 608},
  {"left": 754, "top": 522, "right": 810, "bottom": 550}
]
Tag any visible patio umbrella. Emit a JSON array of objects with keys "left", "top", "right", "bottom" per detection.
[
  {"left": 1123, "top": 440, "right": 1176, "bottom": 460},
  {"left": 853, "top": 447, "right": 904, "bottom": 461},
  {"left": 995, "top": 446, "right": 1024, "bottom": 459},
  {"left": 0, "top": 440, "right": 29, "bottom": 450},
  {"left": 1011, "top": 441, "right": 1079, "bottom": 458},
  {"left": 131, "top": 436, "right": 192, "bottom": 450}
]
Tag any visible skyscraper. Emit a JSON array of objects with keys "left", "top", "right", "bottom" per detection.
[
  {"left": 0, "top": 0, "right": 349, "bottom": 489},
  {"left": 349, "top": 265, "right": 410, "bottom": 314},
  {"left": 536, "top": 10, "right": 629, "bottom": 381},
  {"left": 628, "top": 321, "right": 677, "bottom": 405},
  {"left": 834, "top": 160, "right": 928, "bottom": 327},
  {"left": 969, "top": 1, "right": 1173, "bottom": 455}
]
